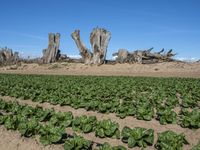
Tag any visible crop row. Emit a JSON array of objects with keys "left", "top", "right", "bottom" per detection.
[
  {"left": 0, "top": 99, "right": 126, "bottom": 149},
  {"left": 0, "top": 74, "right": 199, "bottom": 128},
  {"left": 0, "top": 99, "right": 198, "bottom": 150}
]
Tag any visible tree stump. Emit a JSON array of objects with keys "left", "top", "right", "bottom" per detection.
[
  {"left": 0, "top": 47, "right": 19, "bottom": 65},
  {"left": 42, "top": 33, "right": 61, "bottom": 63}
]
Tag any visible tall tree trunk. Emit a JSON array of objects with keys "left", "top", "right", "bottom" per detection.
[
  {"left": 42, "top": 33, "right": 60, "bottom": 63},
  {"left": 90, "top": 28, "right": 111, "bottom": 64},
  {"left": 71, "top": 30, "right": 92, "bottom": 64}
]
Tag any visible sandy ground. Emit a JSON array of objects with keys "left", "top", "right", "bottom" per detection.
[
  {"left": 0, "top": 96, "right": 199, "bottom": 150},
  {"left": 0, "top": 125, "right": 63, "bottom": 150},
  {"left": 0, "top": 61, "right": 200, "bottom": 78}
]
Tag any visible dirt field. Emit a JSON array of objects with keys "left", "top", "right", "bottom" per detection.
[
  {"left": 0, "top": 62, "right": 200, "bottom": 150},
  {"left": 0, "top": 61, "right": 200, "bottom": 78}
]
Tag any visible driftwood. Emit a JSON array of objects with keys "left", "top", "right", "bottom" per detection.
[
  {"left": 42, "top": 33, "right": 61, "bottom": 63},
  {"left": 113, "top": 48, "right": 176, "bottom": 64},
  {"left": 113, "top": 49, "right": 128, "bottom": 63},
  {"left": 71, "top": 28, "right": 111, "bottom": 65},
  {"left": 0, "top": 47, "right": 19, "bottom": 65}
]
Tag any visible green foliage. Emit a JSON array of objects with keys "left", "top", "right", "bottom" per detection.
[
  {"left": 136, "top": 101, "right": 154, "bottom": 121},
  {"left": 116, "top": 103, "right": 136, "bottom": 119},
  {"left": 155, "top": 130, "right": 189, "bottom": 150},
  {"left": 0, "top": 112, "right": 6, "bottom": 124},
  {"left": 4, "top": 115, "right": 18, "bottom": 130},
  {"left": 49, "top": 111, "right": 73, "bottom": 127},
  {"left": 17, "top": 116, "right": 41, "bottom": 137},
  {"left": 0, "top": 74, "right": 199, "bottom": 128},
  {"left": 121, "top": 126, "right": 154, "bottom": 148},
  {"left": 180, "top": 108, "right": 200, "bottom": 128},
  {"left": 39, "top": 124, "right": 65, "bottom": 146},
  {"left": 72, "top": 115, "right": 96, "bottom": 133},
  {"left": 95, "top": 119, "right": 120, "bottom": 139},
  {"left": 156, "top": 106, "right": 177, "bottom": 125},
  {"left": 64, "top": 134, "right": 92, "bottom": 150},
  {"left": 182, "top": 96, "right": 197, "bottom": 108},
  {"left": 191, "top": 142, "right": 200, "bottom": 150},
  {"left": 34, "top": 106, "right": 54, "bottom": 122}
]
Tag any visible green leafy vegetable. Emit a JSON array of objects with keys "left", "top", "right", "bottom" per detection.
[
  {"left": 39, "top": 124, "right": 65, "bottom": 146},
  {"left": 156, "top": 106, "right": 177, "bottom": 125},
  {"left": 64, "top": 134, "right": 92, "bottom": 150},
  {"left": 180, "top": 108, "right": 200, "bottom": 128},
  {"left": 72, "top": 115, "right": 96, "bottom": 133},
  {"left": 121, "top": 126, "right": 154, "bottom": 148},
  {"left": 95, "top": 119, "right": 120, "bottom": 139},
  {"left": 155, "top": 130, "right": 189, "bottom": 150}
]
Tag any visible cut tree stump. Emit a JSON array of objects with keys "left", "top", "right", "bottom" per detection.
[
  {"left": 0, "top": 47, "right": 19, "bottom": 65},
  {"left": 42, "top": 33, "right": 61, "bottom": 63}
]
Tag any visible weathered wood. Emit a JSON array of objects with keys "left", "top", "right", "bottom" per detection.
[
  {"left": 0, "top": 47, "right": 19, "bottom": 65},
  {"left": 71, "top": 30, "right": 93, "bottom": 64},
  {"left": 113, "top": 48, "right": 175, "bottom": 64},
  {"left": 71, "top": 28, "right": 111, "bottom": 65},
  {"left": 90, "top": 28, "right": 111, "bottom": 64},
  {"left": 42, "top": 33, "right": 61, "bottom": 63},
  {"left": 112, "top": 49, "right": 128, "bottom": 63}
]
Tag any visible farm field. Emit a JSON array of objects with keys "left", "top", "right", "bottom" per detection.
[{"left": 0, "top": 74, "right": 199, "bottom": 150}]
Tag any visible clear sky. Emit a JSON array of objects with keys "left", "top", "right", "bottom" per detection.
[{"left": 0, "top": 0, "right": 200, "bottom": 60}]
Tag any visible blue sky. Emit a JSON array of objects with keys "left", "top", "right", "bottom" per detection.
[{"left": 0, "top": 0, "right": 200, "bottom": 60}]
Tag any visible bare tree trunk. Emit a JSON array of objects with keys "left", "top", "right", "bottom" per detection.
[
  {"left": 90, "top": 28, "right": 111, "bottom": 64},
  {"left": 71, "top": 28, "right": 111, "bottom": 65},
  {"left": 0, "top": 47, "right": 19, "bottom": 65},
  {"left": 42, "top": 33, "right": 61, "bottom": 63},
  {"left": 71, "top": 30, "right": 93, "bottom": 64}
]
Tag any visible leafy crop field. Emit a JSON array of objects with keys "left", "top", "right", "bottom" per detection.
[{"left": 0, "top": 74, "right": 199, "bottom": 150}]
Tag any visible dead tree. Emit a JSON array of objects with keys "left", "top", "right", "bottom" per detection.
[
  {"left": 112, "top": 49, "right": 128, "bottom": 63},
  {"left": 71, "top": 30, "right": 93, "bottom": 64},
  {"left": 42, "top": 33, "right": 61, "bottom": 63},
  {"left": 0, "top": 47, "right": 19, "bottom": 65},
  {"left": 113, "top": 48, "right": 176, "bottom": 64},
  {"left": 71, "top": 28, "right": 111, "bottom": 65},
  {"left": 90, "top": 28, "right": 111, "bottom": 64}
]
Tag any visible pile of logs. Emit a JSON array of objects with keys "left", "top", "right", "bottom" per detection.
[
  {"left": 71, "top": 28, "right": 111, "bottom": 65},
  {"left": 0, "top": 47, "right": 19, "bottom": 65},
  {"left": 113, "top": 48, "right": 176, "bottom": 64}
]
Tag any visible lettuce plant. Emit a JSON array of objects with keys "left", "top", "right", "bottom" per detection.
[
  {"left": 156, "top": 106, "right": 177, "bottom": 125},
  {"left": 64, "top": 135, "right": 92, "bottom": 150},
  {"left": 155, "top": 130, "right": 188, "bottom": 150},
  {"left": 72, "top": 115, "right": 97, "bottom": 133},
  {"left": 95, "top": 119, "right": 120, "bottom": 139},
  {"left": 180, "top": 108, "right": 200, "bottom": 128},
  {"left": 121, "top": 126, "right": 154, "bottom": 148}
]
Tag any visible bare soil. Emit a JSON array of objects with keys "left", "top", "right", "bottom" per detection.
[{"left": 0, "top": 61, "right": 200, "bottom": 78}]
